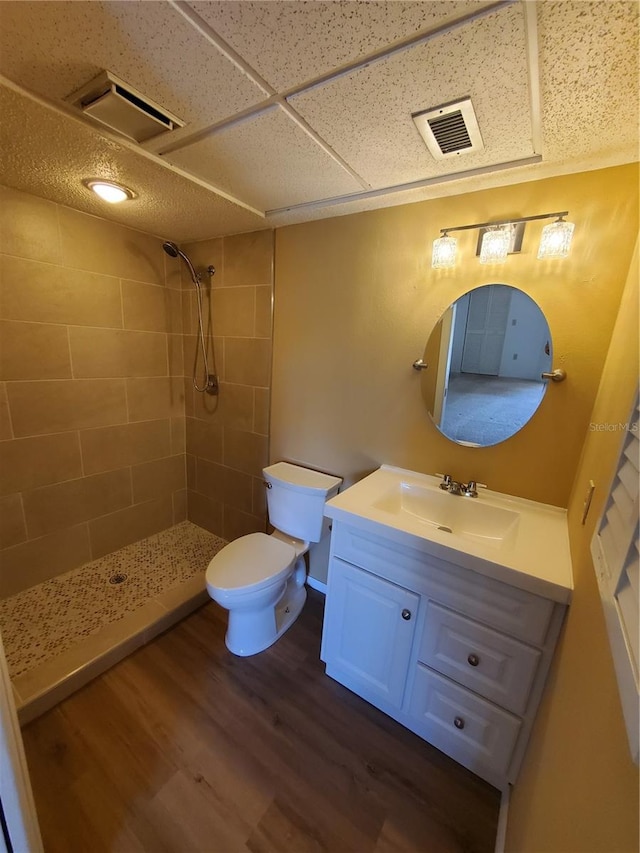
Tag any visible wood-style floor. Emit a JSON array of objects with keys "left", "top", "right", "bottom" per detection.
[{"left": 22, "top": 590, "right": 500, "bottom": 852}]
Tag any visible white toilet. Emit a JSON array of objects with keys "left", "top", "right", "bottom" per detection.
[{"left": 205, "top": 462, "right": 342, "bottom": 656}]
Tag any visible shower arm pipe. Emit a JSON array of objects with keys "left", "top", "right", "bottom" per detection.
[{"left": 438, "top": 210, "right": 569, "bottom": 236}]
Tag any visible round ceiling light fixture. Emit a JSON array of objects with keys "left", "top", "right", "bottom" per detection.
[{"left": 84, "top": 179, "right": 135, "bottom": 203}]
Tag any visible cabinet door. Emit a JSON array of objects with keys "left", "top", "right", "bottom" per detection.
[{"left": 323, "top": 558, "right": 419, "bottom": 709}]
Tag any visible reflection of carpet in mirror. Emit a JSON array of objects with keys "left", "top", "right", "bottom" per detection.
[{"left": 442, "top": 373, "right": 545, "bottom": 446}]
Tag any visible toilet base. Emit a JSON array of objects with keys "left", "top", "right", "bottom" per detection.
[{"left": 224, "top": 564, "right": 307, "bottom": 657}]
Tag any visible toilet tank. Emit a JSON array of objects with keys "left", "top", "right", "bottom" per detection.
[{"left": 263, "top": 462, "right": 342, "bottom": 543}]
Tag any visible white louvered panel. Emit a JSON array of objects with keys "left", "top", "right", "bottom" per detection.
[{"left": 591, "top": 388, "right": 639, "bottom": 764}]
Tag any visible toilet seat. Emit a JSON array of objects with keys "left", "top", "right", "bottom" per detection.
[{"left": 206, "top": 532, "right": 296, "bottom": 594}]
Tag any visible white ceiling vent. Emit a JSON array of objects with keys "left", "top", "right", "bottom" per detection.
[
  {"left": 412, "top": 97, "right": 484, "bottom": 160},
  {"left": 66, "top": 71, "right": 184, "bottom": 143}
]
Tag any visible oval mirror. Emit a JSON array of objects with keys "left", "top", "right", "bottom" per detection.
[{"left": 421, "top": 284, "right": 552, "bottom": 447}]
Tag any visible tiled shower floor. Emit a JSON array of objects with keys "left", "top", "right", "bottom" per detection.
[{"left": 0, "top": 521, "right": 226, "bottom": 722}]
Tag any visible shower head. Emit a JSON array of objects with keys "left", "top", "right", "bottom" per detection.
[
  {"left": 162, "top": 241, "right": 180, "bottom": 258},
  {"left": 162, "top": 240, "right": 199, "bottom": 285}
]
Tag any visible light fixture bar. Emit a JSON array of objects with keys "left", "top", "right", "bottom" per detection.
[{"left": 439, "top": 211, "right": 569, "bottom": 236}]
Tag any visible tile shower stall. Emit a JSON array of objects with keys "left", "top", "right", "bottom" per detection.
[{"left": 0, "top": 185, "right": 274, "bottom": 719}]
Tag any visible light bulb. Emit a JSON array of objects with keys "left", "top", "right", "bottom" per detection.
[
  {"left": 479, "top": 226, "right": 511, "bottom": 264},
  {"left": 432, "top": 235, "right": 457, "bottom": 269},
  {"left": 538, "top": 219, "right": 575, "bottom": 259},
  {"left": 85, "top": 180, "right": 134, "bottom": 203}
]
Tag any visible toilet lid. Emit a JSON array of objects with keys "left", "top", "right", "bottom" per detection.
[{"left": 206, "top": 533, "right": 296, "bottom": 592}]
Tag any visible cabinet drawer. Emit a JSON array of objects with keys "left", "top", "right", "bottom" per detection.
[
  {"left": 419, "top": 603, "right": 541, "bottom": 715},
  {"left": 408, "top": 665, "right": 521, "bottom": 779},
  {"left": 332, "top": 523, "right": 554, "bottom": 645}
]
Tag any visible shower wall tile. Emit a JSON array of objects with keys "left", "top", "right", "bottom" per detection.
[
  {"left": 185, "top": 417, "right": 223, "bottom": 464},
  {"left": 170, "top": 416, "right": 186, "bottom": 455},
  {"left": 254, "top": 388, "right": 270, "bottom": 436},
  {"left": 187, "top": 490, "right": 223, "bottom": 537},
  {"left": 0, "top": 384, "right": 12, "bottom": 440},
  {"left": 0, "top": 320, "right": 72, "bottom": 381},
  {"left": 172, "top": 489, "right": 188, "bottom": 523},
  {"left": 223, "top": 230, "right": 273, "bottom": 287},
  {"left": 224, "top": 338, "right": 272, "bottom": 387},
  {"left": 0, "top": 433, "right": 83, "bottom": 495},
  {"left": 131, "top": 455, "right": 186, "bottom": 504},
  {"left": 211, "top": 287, "right": 256, "bottom": 337},
  {"left": 183, "top": 229, "right": 273, "bottom": 539},
  {"left": 80, "top": 419, "right": 172, "bottom": 475},
  {"left": 126, "top": 377, "right": 184, "bottom": 423},
  {"left": 0, "top": 257, "right": 123, "bottom": 328},
  {"left": 0, "top": 186, "right": 191, "bottom": 598},
  {"left": 69, "top": 327, "right": 168, "bottom": 379},
  {"left": 0, "top": 187, "right": 61, "bottom": 265},
  {"left": 255, "top": 285, "right": 273, "bottom": 338},
  {"left": 223, "top": 505, "right": 265, "bottom": 541},
  {"left": 58, "top": 206, "right": 164, "bottom": 285},
  {"left": 122, "top": 281, "right": 183, "bottom": 334},
  {"left": 7, "top": 379, "right": 128, "bottom": 437},
  {"left": 0, "top": 523, "right": 91, "bottom": 598},
  {"left": 224, "top": 428, "right": 269, "bottom": 477},
  {"left": 88, "top": 495, "right": 174, "bottom": 560},
  {"left": 0, "top": 494, "right": 27, "bottom": 550},
  {"left": 22, "top": 468, "right": 132, "bottom": 539}
]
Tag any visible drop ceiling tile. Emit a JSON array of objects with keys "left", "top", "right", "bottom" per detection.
[
  {"left": 290, "top": 3, "right": 534, "bottom": 189},
  {"left": 0, "top": 85, "right": 264, "bottom": 242},
  {"left": 538, "top": 1, "right": 639, "bottom": 163},
  {"left": 0, "top": 1, "right": 266, "bottom": 129},
  {"left": 166, "top": 106, "right": 363, "bottom": 211},
  {"left": 188, "top": 0, "right": 496, "bottom": 91}
]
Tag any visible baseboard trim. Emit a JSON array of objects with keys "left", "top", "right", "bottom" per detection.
[
  {"left": 306, "top": 576, "right": 327, "bottom": 595},
  {"left": 494, "top": 785, "right": 510, "bottom": 853}
]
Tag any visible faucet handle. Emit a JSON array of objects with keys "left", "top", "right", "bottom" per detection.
[
  {"left": 464, "top": 480, "right": 487, "bottom": 498},
  {"left": 436, "top": 473, "right": 452, "bottom": 490}
]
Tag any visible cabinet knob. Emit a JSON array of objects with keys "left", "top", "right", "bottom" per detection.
[
  {"left": 467, "top": 653, "right": 480, "bottom": 667},
  {"left": 454, "top": 716, "right": 465, "bottom": 730},
  {"left": 401, "top": 608, "right": 412, "bottom": 621}
]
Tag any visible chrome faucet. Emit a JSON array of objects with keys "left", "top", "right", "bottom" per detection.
[{"left": 437, "top": 474, "right": 486, "bottom": 498}]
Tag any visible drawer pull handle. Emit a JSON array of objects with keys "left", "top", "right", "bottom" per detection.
[
  {"left": 401, "top": 608, "right": 412, "bottom": 621},
  {"left": 454, "top": 716, "right": 465, "bottom": 730},
  {"left": 467, "top": 653, "right": 480, "bottom": 667}
]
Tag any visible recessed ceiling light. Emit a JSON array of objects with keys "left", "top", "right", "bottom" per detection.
[{"left": 84, "top": 179, "right": 135, "bottom": 203}]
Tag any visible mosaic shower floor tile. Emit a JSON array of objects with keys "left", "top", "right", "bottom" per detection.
[{"left": 0, "top": 522, "right": 225, "bottom": 679}]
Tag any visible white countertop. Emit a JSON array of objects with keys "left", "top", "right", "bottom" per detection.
[{"left": 325, "top": 465, "right": 573, "bottom": 604}]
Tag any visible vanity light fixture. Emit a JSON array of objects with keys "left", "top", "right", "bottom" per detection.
[
  {"left": 479, "top": 225, "right": 513, "bottom": 264},
  {"left": 537, "top": 216, "right": 575, "bottom": 260},
  {"left": 84, "top": 179, "right": 135, "bottom": 203},
  {"left": 431, "top": 232, "right": 458, "bottom": 268},
  {"left": 431, "top": 211, "right": 575, "bottom": 269}
]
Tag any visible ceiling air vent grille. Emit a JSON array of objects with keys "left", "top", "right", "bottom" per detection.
[
  {"left": 412, "top": 97, "right": 484, "bottom": 160},
  {"left": 66, "top": 71, "right": 184, "bottom": 144}
]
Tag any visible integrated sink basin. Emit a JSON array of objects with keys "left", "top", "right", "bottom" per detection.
[
  {"left": 324, "top": 465, "right": 573, "bottom": 603},
  {"left": 372, "top": 481, "right": 520, "bottom": 549}
]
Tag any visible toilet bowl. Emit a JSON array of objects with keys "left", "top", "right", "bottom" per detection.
[{"left": 206, "top": 462, "right": 342, "bottom": 656}]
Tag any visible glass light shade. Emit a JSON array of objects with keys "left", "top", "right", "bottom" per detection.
[
  {"left": 479, "top": 226, "right": 511, "bottom": 264},
  {"left": 537, "top": 220, "right": 575, "bottom": 259},
  {"left": 432, "top": 235, "right": 457, "bottom": 269},
  {"left": 86, "top": 180, "right": 133, "bottom": 203}
]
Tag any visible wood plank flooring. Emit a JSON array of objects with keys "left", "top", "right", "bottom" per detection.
[{"left": 21, "top": 590, "right": 500, "bottom": 852}]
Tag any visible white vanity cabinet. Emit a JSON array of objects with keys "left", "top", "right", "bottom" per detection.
[{"left": 321, "top": 520, "right": 568, "bottom": 790}]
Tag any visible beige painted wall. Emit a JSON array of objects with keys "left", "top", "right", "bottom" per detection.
[
  {"left": 272, "top": 165, "right": 638, "bottom": 522},
  {"left": 505, "top": 239, "right": 639, "bottom": 852},
  {"left": 0, "top": 186, "right": 186, "bottom": 598},
  {"left": 181, "top": 230, "right": 273, "bottom": 540}
]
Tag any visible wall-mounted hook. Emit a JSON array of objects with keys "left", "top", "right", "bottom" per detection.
[{"left": 541, "top": 368, "right": 567, "bottom": 382}]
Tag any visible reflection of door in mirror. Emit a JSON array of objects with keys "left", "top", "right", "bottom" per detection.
[{"left": 422, "top": 284, "right": 553, "bottom": 447}]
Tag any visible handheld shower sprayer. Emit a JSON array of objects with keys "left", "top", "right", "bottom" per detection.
[{"left": 162, "top": 241, "right": 218, "bottom": 395}]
